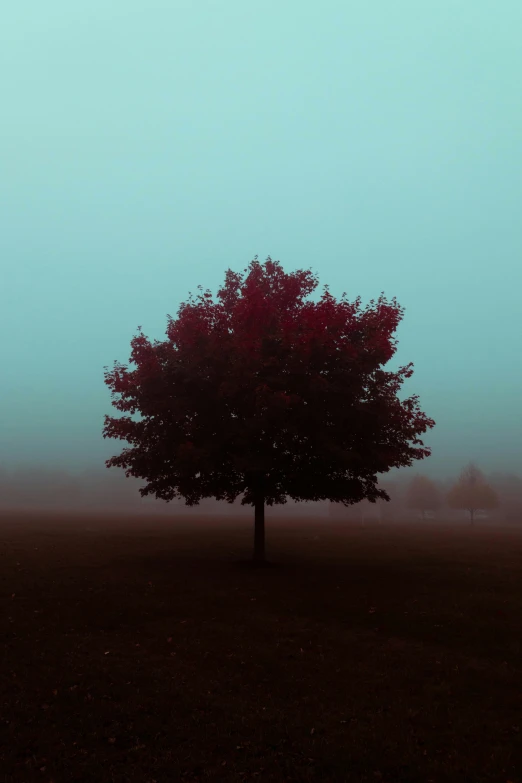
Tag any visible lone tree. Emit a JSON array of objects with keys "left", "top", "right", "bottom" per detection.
[
  {"left": 446, "top": 462, "right": 499, "bottom": 524},
  {"left": 406, "top": 474, "right": 441, "bottom": 520},
  {"left": 103, "top": 256, "right": 435, "bottom": 563}
]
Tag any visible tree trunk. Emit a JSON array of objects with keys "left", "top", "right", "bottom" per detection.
[
  {"left": 253, "top": 472, "right": 266, "bottom": 562},
  {"left": 470, "top": 508, "right": 474, "bottom": 525}
]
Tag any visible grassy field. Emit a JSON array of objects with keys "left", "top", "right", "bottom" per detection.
[{"left": 1, "top": 510, "right": 521, "bottom": 783}]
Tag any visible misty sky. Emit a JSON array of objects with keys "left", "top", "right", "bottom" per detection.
[{"left": 2, "top": 1, "right": 521, "bottom": 484}]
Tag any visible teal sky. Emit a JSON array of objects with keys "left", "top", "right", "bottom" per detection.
[{"left": 2, "top": 1, "right": 521, "bottom": 485}]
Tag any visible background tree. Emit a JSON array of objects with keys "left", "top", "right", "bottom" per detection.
[
  {"left": 103, "top": 256, "right": 435, "bottom": 563},
  {"left": 446, "top": 462, "right": 499, "bottom": 524},
  {"left": 406, "top": 474, "right": 441, "bottom": 520}
]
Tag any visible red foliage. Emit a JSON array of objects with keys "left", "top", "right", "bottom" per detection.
[{"left": 103, "top": 256, "right": 435, "bottom": 510}]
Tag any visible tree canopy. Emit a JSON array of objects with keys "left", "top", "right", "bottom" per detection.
[{"left": 103, "top": 256, "right": 435, "bottom": 559}]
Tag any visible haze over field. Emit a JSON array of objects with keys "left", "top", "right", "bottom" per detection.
[{"left": 1, "top": 1, "right": 521, "bottom": 513}]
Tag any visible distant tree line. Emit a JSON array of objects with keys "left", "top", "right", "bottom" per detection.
[
  {"left": 1, "top": 460, "right": 521, "bottom": 524},
  {"left": 0, "top": 463, "right": 310, "bottom": 517},
  {"left": 330, "top": 462, "right": 522, "bottom": 525}
]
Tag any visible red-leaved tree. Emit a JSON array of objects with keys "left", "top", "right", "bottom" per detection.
[{"left": 103, "top": 256, "right": 435, "bottom": 562}]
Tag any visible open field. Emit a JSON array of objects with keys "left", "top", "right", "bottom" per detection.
[{"left": 1, "top": 510, "right": 522, "bottom": 783}]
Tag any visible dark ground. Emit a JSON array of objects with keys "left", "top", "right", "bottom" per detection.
[{"left": 1, "top": 510, "right": 521, "bottom": 783}]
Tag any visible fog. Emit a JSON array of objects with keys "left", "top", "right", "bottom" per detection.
[{"left": 2, "top": 2, "right": 521, "bottom": 518}]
